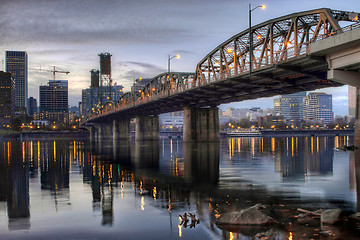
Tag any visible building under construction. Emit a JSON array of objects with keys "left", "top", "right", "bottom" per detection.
[{"left": 80, "top": 53, "right": 124, "bottom": 116}]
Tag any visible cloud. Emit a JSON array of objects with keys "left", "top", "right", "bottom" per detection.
[{"left": 0, "top": 0, "right": 217, "bottom": 47}]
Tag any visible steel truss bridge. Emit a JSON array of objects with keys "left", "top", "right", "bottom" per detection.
[{"left": 84, "top": 8, "right": 360, "bottom": 123}]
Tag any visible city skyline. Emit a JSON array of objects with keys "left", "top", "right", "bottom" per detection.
[{"left": 1, "top": 0, "right": 358, "bottom": 115}]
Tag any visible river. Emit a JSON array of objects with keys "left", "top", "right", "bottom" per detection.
[{"left": 0, "top": 136, "right": 359, "bottom": 239}]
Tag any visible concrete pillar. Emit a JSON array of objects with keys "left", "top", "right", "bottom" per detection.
[
  {"left": 135, "top": 115, "right": 159, "bottom": 141},
  {"left": 113, "top": 119, "right": 130, "bottom": 141},
  {"left": 356, "top": 88, "right": 360, "bottom": 147},
  {"left": 88, "top": 126, "right": 96, "bottom": 142},
  {"left": 356, "top": 150, "right": 360, "bottom": 212},
  {"left": 95, "top": 124, "right": 113, "bottom": 141},
  {"left": 183, "top": 106, "right": 220, "bottom": 142}
]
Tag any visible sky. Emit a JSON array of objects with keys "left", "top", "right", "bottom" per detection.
[{"left": 0, "top": 0, "right": 358, "bottom": 116}]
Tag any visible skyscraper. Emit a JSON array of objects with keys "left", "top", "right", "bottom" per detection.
[
  {"left": 274, "top": 92, "right": 306, "bottom": 123},
  {"left": 40, "top": 80, "right": 68, "bottom": 113},
  {"left": 0, "top": 71, "right": 15, "bottom": 125},
  {"left": 5, "top": 51, "right": 28, "bottom": 113},
  {"left": 303, "top": 92, "right": 333, "bottom": 124},
  {"left": 27, "top": 97, "right": 37, "bottom": 116}
]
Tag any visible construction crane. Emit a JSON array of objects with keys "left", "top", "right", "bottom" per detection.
[
  {"left": 30, "top": 66, "right": 70, "bottom": 81},
  {"left": 43, "top": 66, "right": 70, "bottom": 81}
]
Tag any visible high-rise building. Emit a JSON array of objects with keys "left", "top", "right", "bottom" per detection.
[
  {"left": 5, "top": 51, "right": 28, "bottom": 113},
  {"left": 303, "top": 92, "right": 333, "bottom": 124},
  {"left": 39, "top": 80, "right": 68, "bottom": 113},
  {"left": 27, "top": 97, "right": 37, "bottom": 117},
  {"left": 81, "top": 85, "right": 124, "bottom": 116},
  {"left": 349, "top": 86, "right": 356, "bottom": 119},
  {"left": 0, "top": 71, "right": 15, "bottom": 125},
  {"left": 274, "top": 92, "right": 306, "bottom": 123}
]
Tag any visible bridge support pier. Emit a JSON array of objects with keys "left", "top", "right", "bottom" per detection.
[
  {"left": 135, "top": 116, "right": 159, "bottom": 141},
  {"left": 355, "top": 88, "right": 360, "bottom": 147},
  {"left": 183, "top": 106, "right": 219, "bottom": 142},
  {"left": 87, "top": 126, "right": 96, "bottom": 142},
  {"left": 113, "top": 119, "right": 130, "bottom": 141},
  {"left": 328, "top": 70, "right": 360, "bottom": 147},
  {"left": 94, "top": 124, "right": 113, "bottom": 140}
]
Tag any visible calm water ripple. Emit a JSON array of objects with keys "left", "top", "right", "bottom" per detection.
[{"left": 0, "top": 136, "right": 359, "bottom": 239}]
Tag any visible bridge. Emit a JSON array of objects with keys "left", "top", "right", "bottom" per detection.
[{"left": 83, "top": 8, "right": 360, "bottom": 142}]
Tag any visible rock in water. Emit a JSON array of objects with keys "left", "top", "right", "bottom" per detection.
[
  {"left": 321, "top": 209, "right": 342, "bottom": 225},
  {"left": 350, "top": 212, "right": 360, "bottom": 220},
  {"left": 216, "top": 206, "right": 277, "bottom": 225}
]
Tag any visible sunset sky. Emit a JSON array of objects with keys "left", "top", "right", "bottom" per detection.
[{"left": 1, "top": 0, "right": 359, "bottom": 115}]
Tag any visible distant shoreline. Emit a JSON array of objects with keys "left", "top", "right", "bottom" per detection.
[
  {"left": 0, "top": 129, "right": 353, "bottom": 141},
  {"left": 20, "top": 131, "right": 89, "bottom": 141}
]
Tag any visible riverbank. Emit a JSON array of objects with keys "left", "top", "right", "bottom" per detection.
[
  {"left": 260, "top": 129, "right": 354, "bottom": 137},
  {"left": 20, "top": 131, "right": 89, "bottom": 141}
]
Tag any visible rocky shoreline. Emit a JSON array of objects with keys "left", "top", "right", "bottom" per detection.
[{"left": 215, "top": 204, "right": 360, "bottom": 239}]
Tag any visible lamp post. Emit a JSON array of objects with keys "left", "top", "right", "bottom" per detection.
[
  {"left": 249, "top": 3, "right": 265, "bottom": 76},
  {"left": 167, "top": 54, "right": 180, "bottom": 93},
  {"left": 168, "top": 54, "right": 180, "bottom": 76}
]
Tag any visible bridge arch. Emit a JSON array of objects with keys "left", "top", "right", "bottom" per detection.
[{"left": 194, "top": 8, "right": 358, "bottom": 86}]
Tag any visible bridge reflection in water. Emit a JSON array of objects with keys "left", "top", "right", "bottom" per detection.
[{"left": 0, "top": 136, "right": 359, "bottom": 239}]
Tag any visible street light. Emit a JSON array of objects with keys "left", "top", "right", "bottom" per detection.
[
  {"left": 249, "top": 3, "right": 265, "bottom": 76},
  {"left": 168, "top": 54, "right": 180, "bottom": 76}
]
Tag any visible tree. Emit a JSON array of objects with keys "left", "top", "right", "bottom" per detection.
[
  {"left": 276, "top": 122, "right": 287, "bottom": 130},
  {"left": 10, "top": 118, "right": 22, "bottom": 131},
  {"left": 239, "top": 118, "right": 250, "bottom": 129}
]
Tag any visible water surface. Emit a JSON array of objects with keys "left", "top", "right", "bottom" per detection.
[{"left": 0, "top": 136, "right": 359, "bottom": 239}]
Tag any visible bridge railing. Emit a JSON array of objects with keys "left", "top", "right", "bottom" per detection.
[
  {"left": 201, "top": 42, "right": 311, "bottom": 84},
  {"left": 312, "top": 22, "right": 360, "bottom": 42}
]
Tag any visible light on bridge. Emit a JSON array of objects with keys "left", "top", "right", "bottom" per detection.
[{"left": 261, "top": 5, "right": 266, "bottom": 9}]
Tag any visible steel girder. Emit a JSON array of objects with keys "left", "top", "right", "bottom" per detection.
[
  {"left": 115, "top": 72, "right": 195, "bottom": 108},
  {"left": 194, "top": 8, "right": 359, "bottom": 86}
]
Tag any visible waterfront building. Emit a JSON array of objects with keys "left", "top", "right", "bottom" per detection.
[
  {"left": 257, "top": 115, "right": 284, "bottom": 126},
  {"left": 222, "top": 107, "right": 249, "bottom": 120},
  {"left": 303, "top": 92, "right": 333, "bottom": 124},
  {"left": 38, "top": 80, "right": 68, "bottom": 123},
  {"left": 69, "top": 106, "right": 79, "bottom": 116},
  {"left": 81, "top": 84, "right": 124, "bottom": 116},
  {"left": 247, "top": 107, "right": 263, "bottom": 121},
  {"left": 33, "top": 112, "right": 75, "bottom": 124},
  {"left": 27, "top": 97, "right": 37, "bottom": 117},
  {"left": 5, "top": 51, "right": 28, "bottom": 113},
  {"left": 274, "top": 91, "right": 306, "bottom": 123},
  {"left": 0, "top": 71, "right": 15, "bottom": 125},
  {"left": 40, "top": 80, "right": 68, "bottom": 113},
  {"left": 159, "top": 112, "right": 183, "bottom": 130},
  {"left": 31, "top": 119, "right": 49, "bottom": 126}
]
